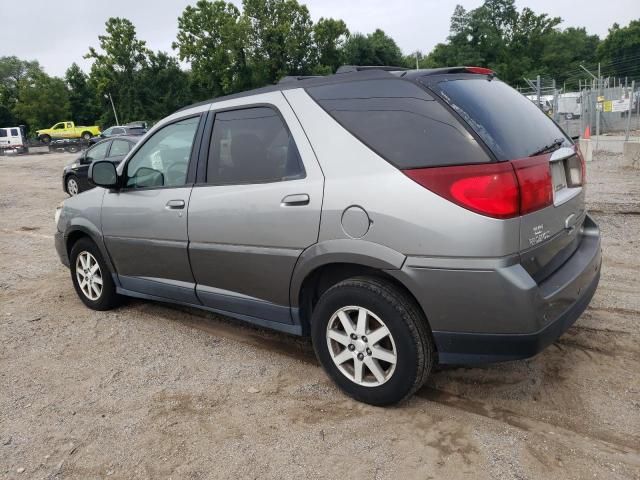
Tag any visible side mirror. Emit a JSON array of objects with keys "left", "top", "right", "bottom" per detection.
[{"left": 88, "top": 160, "right": 119, "bottom": 189}]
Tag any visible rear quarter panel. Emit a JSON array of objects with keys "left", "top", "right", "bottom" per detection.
[{"left": 283, "top": 88, "right": 520, "bottom": 259}]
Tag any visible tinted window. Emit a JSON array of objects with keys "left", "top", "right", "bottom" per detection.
[
  {"left": 103, "top": 127, "right": 113, "bottom": 136},
  {"left": 86, "top": 141, "right": 110, "bottom": 162},
  {"left": 437, "top": 78, "right": 570, "bottom": 160},
  {"left": 109, "top": 139, "right": 131, "bottom": 157},
  {"left": 0, "top": 130, "right": 6, "bottom": 138},
  {"left": 126, "top": 116, "right": 199, "bottom": 188},
  {"left": 307, "top": 79, "right": 489, "bottom": 168},
  {"left": 10, "top": 128, "right": 19, "bottom": 136},
  {"left": 207, "top": 107, "right": 304, "bottom": 184}
]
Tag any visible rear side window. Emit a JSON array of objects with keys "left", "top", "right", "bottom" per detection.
[
  {"left": 206, "top": 107, "right": 305, "bottom": 184},
  {"left": 109, "top": 139, "right": 131, "bottom": 157},
  {"left": 436, "top": 78, "right": 570, "bottom": 160},
  {"left": 0, "top": 129, "right": 7, "bottom": 137},
  {"left": 307, "top": 79, "right": 490, "bottom": 169},
  {"left": 10, "top": 128, "right": 19, "bottom": 136}
]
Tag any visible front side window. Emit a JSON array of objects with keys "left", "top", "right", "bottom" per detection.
[
  {"left": 109, "top": 139, "right": 131, "bottom": 157},
  {"left": 206, "top": 107, "right": 304, "bottom": 185},
  {"left": 53, "top": 123, "right": 64, "bottom": 130},
  {"left": 86, "top": 141, "right": 110, "bottom": 162},
  {"left": 125, "top": 116, "right": 199, "bottom": 189}
]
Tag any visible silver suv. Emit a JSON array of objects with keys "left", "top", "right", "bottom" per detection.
[{"left": 55, "top": 66, "right": 601, "bottom": 405}]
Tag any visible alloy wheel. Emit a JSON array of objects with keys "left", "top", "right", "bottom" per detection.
[
  {"left": 75, "top": 251, "right": 103, "bottom": 301},
  {"left": 326, "top": 306, "right": 397, "bottom": 387},
  {"left": 67, "top": 178, "right": 79, "bottom": 196}
]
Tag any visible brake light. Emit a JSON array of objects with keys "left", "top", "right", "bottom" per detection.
[
  {"left": 404, "top": 163, "right": 519, "bottom": 219},
  {"left": 465, "top": 66, "right": 495, "bottom": 75},
  {"left": 404, "top": 156, "right": 553, "bottom": 219},
  {"left": 513, "top": 157, "right": 553, "bottom": 214}
]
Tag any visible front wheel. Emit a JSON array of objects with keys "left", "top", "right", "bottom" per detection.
[
  {"left": 66, "top": 175, "right": 80, "bottom": 196},
  {"left": 70, "top": 237, "right": 121, "bottom": 310},
  {"left": 39, "top": 134, "right": 51, "bottom": 144},
  {"left": 311, "top": 277, "right": 434, "bottom": 406}
]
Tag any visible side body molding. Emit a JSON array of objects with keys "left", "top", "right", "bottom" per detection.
[{"left": 289, "top": 239, "right": 406, "bottom": 308}]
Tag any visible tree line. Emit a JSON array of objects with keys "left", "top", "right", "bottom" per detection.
[{"left": 1, "top": 0, "right": 639, "bottom": 135}]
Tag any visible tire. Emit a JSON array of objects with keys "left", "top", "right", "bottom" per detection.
[
  {"left": 39, "top": 135, "right": 51, "bottom": 144},
  {"left": 66, "top": 144, "right": 80, "bottom": 154},
  {"left": 66, "top": 175, "right": 80, "bottom": 196},
  {"left": 81, "top": 132, "right": 92, "bottom": 141},
  {"left": 311, "top": 276, "right": 434, "bottom": 406},
  {"left": 69, "top": 237, "right": 121, "bottom": 311}
]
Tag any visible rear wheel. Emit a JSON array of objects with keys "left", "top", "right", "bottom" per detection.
[
  {"left": 311, "top": 276, "right": 434, "bottom": 405},
  {"left": 66, "top": 175, "right": 80, "bottom": 196},
  {"left": 70, "top": 237, "right": 121, "bottom": 310},
  {"left": 81, "top": 132, "right": 92, "bottom": 141},
  {"left": 39, "top": 134, "right": 51, "bottom": 144}
]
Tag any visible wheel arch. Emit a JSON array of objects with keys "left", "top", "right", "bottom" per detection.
[
  {"left": 64, "top": 222, "right": 118, "bottom": 283},
  {"left": 291, "top": 240, "right": 432, "bottom": 335}
]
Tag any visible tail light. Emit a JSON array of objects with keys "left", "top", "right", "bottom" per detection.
[{"left": 404, "top": 156, "right": 553, "bottom": 219}]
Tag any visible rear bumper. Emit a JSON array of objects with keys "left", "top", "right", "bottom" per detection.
[{"left": 388, "top": 214, "right": 602, "bottom": 364}]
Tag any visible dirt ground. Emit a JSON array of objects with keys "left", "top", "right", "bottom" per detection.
[{"left": 1, "top": 151, "right": 639, "bottom": 480}]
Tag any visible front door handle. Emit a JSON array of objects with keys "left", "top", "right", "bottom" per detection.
[
  {"left": 165, "top": 199, "right": 185, "bottom": 210},
  {"left": 281, "top": 194, "right": 310, "bottom": 206}
]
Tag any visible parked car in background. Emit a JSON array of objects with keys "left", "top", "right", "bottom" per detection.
[
  {"left": 89, "top": 125, "right": 147, "bottom": 144},
  {"left": 55, "top": 66, "right": 601, "bottom": 406},
  {"left": 37, "top": 121, "right": 101, "bottom": 144},
  {"left": 62, "top": 136, "right": 140, "bottom": 196},
  {"left": 0, "top": 126, "right": 27, "bottom": 154}
]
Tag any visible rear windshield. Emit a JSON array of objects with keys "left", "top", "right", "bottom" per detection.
[
  {"left": 307, "top": 79, "right": 490, "bottom": 169},
  {"left": 435, "top": 78, "right": 570, "bottom": 160}
]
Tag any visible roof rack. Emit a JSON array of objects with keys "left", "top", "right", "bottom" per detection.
[
  {"left": 277, "top": 75, "right": 325, "bottom": 84},
  {"left": 335, "top": 65, "right": 409, "bottom": 74}
]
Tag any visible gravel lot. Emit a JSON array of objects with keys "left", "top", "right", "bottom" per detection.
[{"left": 1, "top": 151, "right": 639, "bottom": 480}]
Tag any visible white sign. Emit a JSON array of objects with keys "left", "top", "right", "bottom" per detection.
[{"left": 611, "top": 98, "right": 631, "bottom": 113}]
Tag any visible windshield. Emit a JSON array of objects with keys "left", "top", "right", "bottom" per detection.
[{"left": 436, "top": 78, "right": 570, "bottom": 160}]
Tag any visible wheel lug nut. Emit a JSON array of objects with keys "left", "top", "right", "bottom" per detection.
[
  {"left": 348, "top": 344, "right": 355, "bottom": 351},
  {"left": 357, "top": 353, "right": 364, "bottom": 361},
  {"left": 366, "top": 348, "right": 372, "bottom": 355},
  {"left": 362, "top": 336, "right": 368, "bottom": 343},
  {"left": 350, "top": 333, "right": 357, "bottom": 340}
]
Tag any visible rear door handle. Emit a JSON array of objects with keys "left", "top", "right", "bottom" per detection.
[
  {"left": 165, "top": 199, "right": 185, "bottom": 210},
  {"left": 281, "top": 194, "right": 310, "bottom": 206}
]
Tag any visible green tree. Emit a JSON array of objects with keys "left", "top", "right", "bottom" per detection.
[
  {"left": 13, "top": 70, "right": 70, "bottom": 134},
  {"left": 243, "top": 0, "right": 315, "bottom": 84},
  {"left": 65, "top": 63, "right": 100, "bottom": 126},
  {"left": 139, "top": 51, "right": 193, "bottom": 120},
  {"left": 173, "top": 0, "right": 251, "bottom": 99},
  {"left": 342, "top": 29, "right": 403, "bottom": 66},
  {"left": 86, "top": 17, "right": 150, "bottom": 125},
  {"left": 425, "top": 0, "right": 563, "bottom": 85},
  {"left": 313, "top": 17, "right": 349, "bottom": 73},
  {"left": 0, "top": 56, "right": 42, "bottom": 126},
  {"left": 597, "top": 19, "right": 640, "bottom": 81}
]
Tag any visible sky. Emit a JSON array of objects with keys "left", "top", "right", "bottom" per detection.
[{"left": 1, "top": 0, "right": 637, "bottom": 77}]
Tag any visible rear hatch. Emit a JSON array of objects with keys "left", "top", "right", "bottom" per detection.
[{"left": 424, "top": 73, "right": 585, "bottom": 282}]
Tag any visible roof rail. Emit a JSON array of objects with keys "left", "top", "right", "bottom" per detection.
[
  {"left": 336, "top": 65, "right": 409, "bottom": 74},
  {"left": 277, "top": 75, "right": 325, "bottom": 84}
]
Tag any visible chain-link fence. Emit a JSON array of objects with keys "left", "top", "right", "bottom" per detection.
[{"left": 520, "top": 77, "right": 640, "bottom": 139}]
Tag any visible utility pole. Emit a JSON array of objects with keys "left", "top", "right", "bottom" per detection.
[{"left": 107, "top": 93, "right": 119, "bottom": 126}]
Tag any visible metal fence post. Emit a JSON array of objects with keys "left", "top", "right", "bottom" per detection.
[{"left": 625, "top": 80, "right": 635, "bottom": 141}]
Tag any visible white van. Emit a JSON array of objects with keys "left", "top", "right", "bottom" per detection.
[{"left": 0, "top": 126, "right": 28, "bottom": 154}]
